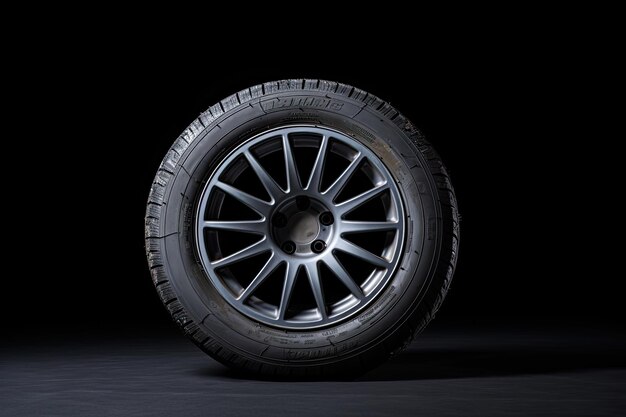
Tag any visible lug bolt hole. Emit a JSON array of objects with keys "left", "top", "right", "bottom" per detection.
[
  {"left": 296, "top": 196, "right": 310, "bottom": 211},
  {"left": 311, "top": 240, "right": 326, "bottom": 253},
  {"left": 282, "top": 241, "right": 296, "bottom": 254},
  {"left": 272, "top": 213, "right": 287, "bottom": 228},
  {"left": 319, "top": 211, "right": 334, "bottom": 226}
]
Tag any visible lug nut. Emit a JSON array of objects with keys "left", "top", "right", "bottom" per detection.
[
  {"left": 296, "top": 196, "right": 310, "bottom": 211},
  {"left": 272, "top": 213, "right": 287, "bottom": 228},
  {"left": 282, "top": 241, "right": 296, "bottom": 254},
  {"left": 319, "top": 211, "right": 334, "bottom": 226},
  {"left": 311, "top": 240, "right": 326, "bottom": 253}
]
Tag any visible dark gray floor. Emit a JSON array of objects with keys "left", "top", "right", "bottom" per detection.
[{"left": 2, "top": 323, "right": 625, "bottom": 417}]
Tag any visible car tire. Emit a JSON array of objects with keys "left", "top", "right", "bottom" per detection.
[{"left": 145, "top": 79, "right": 459, "bottom": 377}]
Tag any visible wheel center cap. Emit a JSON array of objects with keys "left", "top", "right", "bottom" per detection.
[{"left": 288, "top": 212, "right": 319, "bottom": 244}]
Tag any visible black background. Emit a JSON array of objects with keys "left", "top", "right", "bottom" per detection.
[{"left": 6, "top": 27, "right": 618, "bottom": 338}]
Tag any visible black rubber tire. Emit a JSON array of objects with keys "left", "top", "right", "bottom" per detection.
[{"left": 145, "top": 79, "right": 459, "bottom": 377}]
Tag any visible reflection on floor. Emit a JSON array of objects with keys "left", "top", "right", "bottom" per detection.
[{"left": 2, "top": 321, "right": 625, "bottom": 417}]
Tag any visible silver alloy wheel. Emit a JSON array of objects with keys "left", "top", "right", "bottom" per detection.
[{"left": 195, "top": 125, "right": 405, "bottom": 329}]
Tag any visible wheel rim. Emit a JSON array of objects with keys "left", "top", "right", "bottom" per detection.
[{"left": 195, "top": 125, "right": 405, "bottom": 329}]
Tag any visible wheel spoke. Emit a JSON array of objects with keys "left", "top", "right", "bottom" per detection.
[
  {"left": 305, "top": 262, "right": 327, "bottom": 319},
  {"left": 335, "top": 183, "right": 388, "bottom": 215},
  {"left": 305, "top": 135, "right": 329, "bottom": 192},
  {"left": 322, "top": 254, "right": 363, "bottom": 299},
  {"left": 211, "top": 238, "right": 269, "bottom": 267},
  {"left": 323, "top": 152, "right": 363, "bottom": 198},
  {"left": 237, "top": 252, "right": 282, "bottom": 301},
  {"left": 278, "top": 262, "right": 299, "bottom": 320},
  {"left": 203, "top": 219, "right": 266, "bottom": 234},
  {"left": 340, "top": 220, "right": 399, "bottom": 234},
  {"left": 244, "top": 151, "right": 284, "bottom": 199},
  {"left": 282, "top": 134, "right": 301, "bottom": 193},
  {"left": 335, "top": 238, "right": 391, "bottom": 269},
  {"left": 215, "top": 181, "right": 273, "bottom": 216}
]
